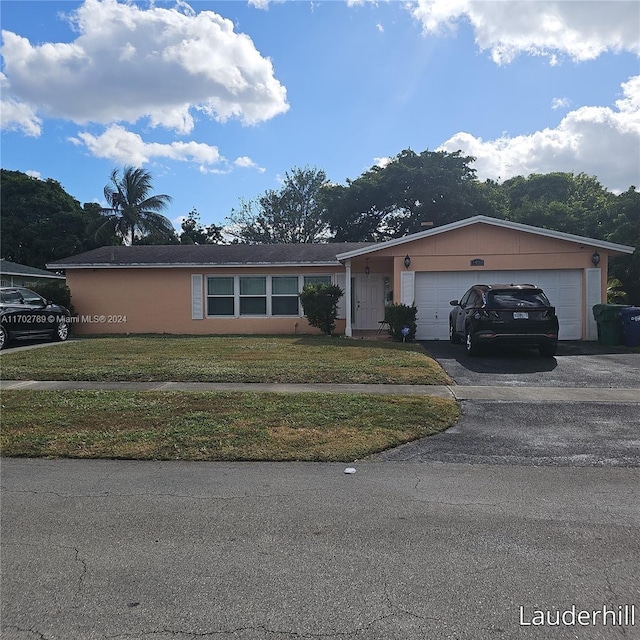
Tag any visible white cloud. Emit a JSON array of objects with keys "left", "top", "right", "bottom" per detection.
[
  {"left": 0, "top": 71, "right": 42, "bottom": 136},
  {"left": 248, "top": 0, "right": 287, "bottom": 9},
  {"left": 409, "top": 0, "right": 640, "bottom": 64},
  {"left": 25, "top": 170, "right": 42, "bottom": 179},
  {"left": 234, "top": 156, "right": 266, "bottom": 172},
  {"left": 373, "top": 156, "right": 392, "bottom": 168},
  {"left": 551, "top": 97, "right": 571, "bottom": 110},
  {"left": 70, "top": 124, "right": 224, "bottom": 167},
  {"left": 438, "top": 76, "right": 640, "bottom": 193},
  {"left": 0, "top": 0, "right": 289, "bottom": 135},
  {"left": 0, "top": 95, "right": 42, "bottom": 136}
]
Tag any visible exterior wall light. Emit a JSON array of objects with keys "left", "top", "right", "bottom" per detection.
[
  {"left": 364, "top": 258, "right": 370, "bottom": 277},
  {"left": 404, "top": 255, "right": 411, "bottom": 269},
  {"left": 591, "top": 251, "right": 601, "bottom": 267}
]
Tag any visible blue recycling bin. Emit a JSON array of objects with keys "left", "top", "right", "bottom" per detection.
[{"left": 620, "top": 307, "right": 640, "bottom": 347}]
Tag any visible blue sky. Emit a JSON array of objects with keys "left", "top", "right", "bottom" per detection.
[{"left": 2, "top": 0, "right": 639, "bottom": 232}]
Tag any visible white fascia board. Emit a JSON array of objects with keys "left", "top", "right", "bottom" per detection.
[
  {"left": 2, "top": 271, "right": 65, "bottom": 279},
  {"left": 336, "top": 215, "right": 635, "bottom": 259}
]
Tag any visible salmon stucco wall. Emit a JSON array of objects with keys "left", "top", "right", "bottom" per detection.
[{"left": 65, "top": 268, "right": 338, "bottom": 336}]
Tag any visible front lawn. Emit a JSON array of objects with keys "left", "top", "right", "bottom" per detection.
[
  {"left": 0, "top": 335, "right": 452, "bottom": 385},
  {"left": 0, "top": 391, "right": 459, "bottom": 461},
  {"left": 1, "top": 336, "right": 457, "bottom": 461}
]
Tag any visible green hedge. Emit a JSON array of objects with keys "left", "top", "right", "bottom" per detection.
[
  {"left": 384, "top": 303, "right": 418, "bottom": 341},
  {"left": 299, "top": 284, "right": 344, "bottom": 335},
  {"left": 29, "top": 282, "right": 75, "bottom": 314}
]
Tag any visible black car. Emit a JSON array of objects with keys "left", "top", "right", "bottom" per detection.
[
  {"left": 0, "top": 287, "right": 71, "bottom": 350},
  {"left": 449, "top": 284, "right": 559, "bottom": 357}
]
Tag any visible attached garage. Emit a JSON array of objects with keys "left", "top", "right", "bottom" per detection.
[
  {"left": 413, "top": 270, "right": 583, "bottom": 340},
  {"left": 337, "top": 216, "right": 635, "bottom": 342}
]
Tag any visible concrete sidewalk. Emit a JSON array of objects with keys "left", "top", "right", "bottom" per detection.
[{"left": 1, "top": 379, "right": 638, "bottom": 402}]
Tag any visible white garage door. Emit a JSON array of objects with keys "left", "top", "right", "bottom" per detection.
[{"left": 414, "top": 270, "right": 583, "bottom": 340}]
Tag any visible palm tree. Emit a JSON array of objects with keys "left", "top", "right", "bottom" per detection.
[{"left": 94, "top": 167, "right": 174, "bottom": 245}]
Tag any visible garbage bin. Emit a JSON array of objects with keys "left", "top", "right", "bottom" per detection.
[
  {"left": 592, "top": 304, "right": 627, "bottom": 346},
  {"left": 620, "top": 307, "right": 640, "bottom": 348}
]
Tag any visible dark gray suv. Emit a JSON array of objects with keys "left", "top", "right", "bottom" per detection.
[
  {"left": 0, "top": 287, "right": 70, "bottom": 350},
  {"left": 449, "top": 284, "right": 559, "bottom": 357}
]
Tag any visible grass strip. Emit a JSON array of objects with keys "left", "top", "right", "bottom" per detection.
[{"left": 0, "top": 390, "right": 459, "bottom": 461}]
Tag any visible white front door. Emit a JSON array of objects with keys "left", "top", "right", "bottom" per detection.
[{"left": 354, "top": 273, "right": 386, "bottom": 330}]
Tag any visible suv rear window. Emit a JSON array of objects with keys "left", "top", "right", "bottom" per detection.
[
  {"left": 487, "top": 290, "right": 551, "bottom": 308},
  {"left": 1, "top": 290, "right": 22, "bottom": 304}
]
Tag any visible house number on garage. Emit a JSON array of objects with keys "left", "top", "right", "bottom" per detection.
[{"left": 470, "top": 258, "right": 485, "bottom": 266}]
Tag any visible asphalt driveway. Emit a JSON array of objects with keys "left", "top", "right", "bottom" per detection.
[
  {"left": 371, "top": 340, "right": 640, "bottom": 466},
  {"left": 421, "top": 340, "right": 640, "bottom": 388}
]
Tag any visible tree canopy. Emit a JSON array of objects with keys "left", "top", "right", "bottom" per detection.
[
  {"left": 180, "top": 208, "right": 223, "bottom": 245},
  {"left": 320, "top": 149, "right": 493, "bottom": 241},
  {"left": 0, "top": 170, "right": 105, "bottom": 269},
  {"left": 225, "top": 166, "right": 331, "bottom": 243}
]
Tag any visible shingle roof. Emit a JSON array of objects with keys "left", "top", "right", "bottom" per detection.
[
  {"left": 47, "top": 243, "right": 376, "bottom": 269},
  {"left": 0, "top": 259, "right": 66, "bottom": 279}
]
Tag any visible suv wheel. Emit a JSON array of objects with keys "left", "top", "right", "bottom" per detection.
[
  {"left": 465, "top": 327, "right": 480, "bottom": 356},
  {"left": 449, "top": 321, "right": 461, "bottom": 344},
  {"left": 54, "top": 320, "right": 69, "bottom": 342},
  {"left": 539, "top": 342, "right": 557, "bottom": 357},
  {"left": 0, "top": 326, "right": 7, "bottom": 350}
]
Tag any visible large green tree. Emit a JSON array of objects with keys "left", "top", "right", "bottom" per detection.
[
  {"left": 93, "top": 167, "right": 175, "bottom": 245},
  {"left": 0, "top": 169, "right": 104, "bottom": 268},
  {"left": 607, "top": 186, "right": 640, "bottom": 304},
  {"left": 321, "top": 149, "right": 491, "bottom": 241},
  {"left": 501, "top": 172, "right": 615, "bottom": 238},
  {"left": 180, "top": 208, "right": 223, "bottom": 245},
  {"left": 225, "top": 167, "right": 330, "bottom": 243}
]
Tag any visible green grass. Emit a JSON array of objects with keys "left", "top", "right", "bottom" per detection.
[
  {"left": 0, "top": 390, "right": 459, "bottom": 461},
  {"left": 0, "top": 335, "right": 452, "bottom": 385},
  {"left": 0, "top": 336, "right": 457, "bottom": 460}
]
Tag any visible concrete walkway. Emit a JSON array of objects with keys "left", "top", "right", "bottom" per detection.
[{"left": 1, "top": 379, "right": 638, "bottom": 402}]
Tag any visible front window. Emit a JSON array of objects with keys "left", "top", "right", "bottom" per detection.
[
  {"left": 204, "top": 274, "right": 333, "bottom": 318},
  {"left": 304, "top": 275, "right": 332, "bottom": 287},
  {"left": 272, "top": 276, "right": 299, "bottom": 316},
  {"left": 207, "top": 277, "right": 234, "bottom": 316},
  {"left": 239, "top": 277, "right": 266, "bottom": 315}
]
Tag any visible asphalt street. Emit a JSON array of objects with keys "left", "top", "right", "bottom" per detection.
[{"left": 2, "top": 459, "right": 639, "bottom": 640}]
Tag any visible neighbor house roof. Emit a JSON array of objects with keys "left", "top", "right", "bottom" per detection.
[
  {"left": 0, "top": 259, "right": 66, "bottom": 279},
  {"left": 47, "top": 243, "right": 375, "bottom": 269},
  {"left": 336, "top": 215, "right": 636, "bottom": 259}
]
